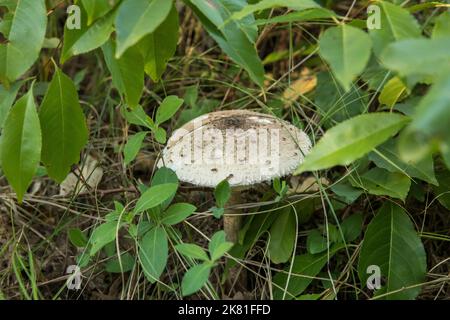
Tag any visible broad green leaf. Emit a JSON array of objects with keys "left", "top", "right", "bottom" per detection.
[
  {"left": 175, "top": 243, "right": 209, "bottom": 261},
  {"left": 115, "top": 0, "right": 173, "bottom": 58},
  {"left": 231, "top": 0, "right": 320, "bottom": 21},
  {"left": 432, "top": 11, "right": 450, "bottom": 38},
  {"left": 62, "top": 9, "right": 115, "bottom": 63},
  {"left": 139, "top": 5, "right": 179, "bottom": 82},
  {"left": 369, "top": 1, "right": 421, "bottom": 57},
  {"left": 273, "top": 244, "right": 343, "bottom": 300},
  {"left": 358, "top": 203, "right": 426, "bottom": 300},
  {"left": 139, "top": 226, "right": 168, "bottom": 283},
  {"left": 102, "top": 40, "right": 144, "bottom": 108},
  {"left": 381, "top": 38, "right": 450, "bottom": 79},
  {"left": 151, "top": 167, "right": 179, "bottom": 186},
  {"left": 81, "top": 0, "right": 115, "bottom": 25},
  {"left": 341, "top": 213, "right": 363, "bottom": 242},
  {"left": 0, "top": 0, "right": 47, "bottom": 84},
  {"left": 295, "top": 113, "right": 410, "bottom": 174},
  {"left": 254, "top": 8, "right": 336, "bottom": 25},
  {"left": 214, "top": 179, "right": 231, "bottom": 208},
  {"left": 351, "top": 167, "right": 411, "bottom": 201},
  {"left": 187, "top": 0, "right": 264, "bottom": 86},
  {"left": 319, "top": 25, "right": 372, "bottom": 92},
  {"left": 89, "top": 221, "right": 119, "bottom": 256},
  {"left": 154, "top": 127, "right": 167, "bottom": 144},
  {"left": 161, "top": 203, "right": 196, "bottom": 225},
  {"left": 1, "top": 86, "right": 41, "bottom": 203},
  {"left": 181, "top": 263, "right": 211, "bottom": 296},
  {"left": 122, "top": 105, "right": 155, "bottom": 130},
  {"left": 306, "top": 229, "right": 328, "bottom": 254},
  {"left": 0, "top": 81, "right": 22, "bottom": 129},
  {"left": 105, "top": 252, "right": 135, "bottom": 273},
  {"left": 68, "top": 228, "right": 88, "bottom": 248},
  {"left": 432, "top": 169, "right": 450, "bottom": 210},
  {"left": 155, "top": 95, "right": 184, "bottom": 125},
  {"left": 209, "top": 230, "right": 233, "bottom": 261},
  {"left": 134, "top": 183, "right": 178, "bottom": 213},
  {"left": 39, "top": 67, "right": 88, "bottom": 182},
  {"left": 369, "top": 139, "right": 437, "bottom": 185},
  {"left": 123, "top": 132, "right": 147, "bottom": 165},
  {"left": 330, "top": 181, "right": 363, "bottom": 204},
  {"left": 268, "top": 207, "right": 296, "bottom": 263},
  {"left": 378, "top": 77, "right": 409, "bottom": 108}
]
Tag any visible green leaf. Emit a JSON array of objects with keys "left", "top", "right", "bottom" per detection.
[
  {"left": 134, "top": 183, "right": 178, "bottom": 213},
  {"left": 39, "top": 67, "right": 88, "bottom": 183},
  {"left": 81, "top": 0, "right": 114, "bottom": 25},
  {"left": 102, "top": 40, "right": 144, "bottom": 108},
  {"left": 369, "top": 139, "right": 437, "bottom": 185},
  {"left": 306, "top": 229, "right": 328, "bottom": 254},
  {"left": 351, "top": 167, "right": 411, "bottom": 201},
  {"left": 139, "top": 5, "right": 179, "bottom": 82},
  {"left": 105, "top": 252, "right": 135, "bottom": 273},
  {"left": 62, "top": 10, "right": 115, "bottom": 63},
  {"left": 123, "top": 132, "right": 147, "bottom": 165},
  {"left": 214, "top": 179, "right": 231, "bottom": 208},
  {"left": 161, "top": 203, "right": 196, "bottom": 225},
  {"left": 68, "top": 228, "right": 88, "bottom": 248},
  {"left": 122, "top": 105, "right": 155, "bottom": 130},
  {"left": 89, "top": 221, "right": 119, "bottom": 256},
  {"left": 0, "top": 0, "right": 47, "bottom": 83},
  {"left": 340, "top": 213, "right": 363, "bottom": 242},
  {"left": 181, "top": 263, "right": 211, "bottom": 296},
  {"left": 381, "top": 38, "right": 450, "bottom": 79},
  {"left": 0, "top": 86, "right": 41, "bottom": 203},
  {"left": 155, "top": 96, "right": 184, "bottom": 126},
  {"left": 209, "top": 230, "right": 233, "bottom": 261},
  {"left": 231, "top": 0, "right": 320, "bottom": 21},
  {"left": 432, "top": 169, "right": 450, "bottom": 210},
  {"left": 378, "top": 77, "right": 409, "bottom": 108},
  {"left": 175, "top": 243, "right": 209, "bottom": 261},
  {"left": 358, "top": 203, "right": 426, "bottom": 300},
  {"left": 254, "top": 8, "right": 336, "bottom": 25},
  {"left": 296, "top": 113, "right": 410, "bottom": 174},
  {"left": 154, "top": 127, "right": 167, "bottom": 144},
  {"left": 115, "top": 0, "right": 173, "bottom": 58},
  {"left": 273, "top": 244, "right": 343, "bottom": 299},
  {"left": 432, "top": 11, "right": 450, "bottom": 38},
  {"left": 330, "top": 181, "right": 363, "bottom": 204},
  {"left": 187, "top": 0, "right": 265, "bottom": 86},
  {"left": 211, "top": 207, "right": 225, "bottom": 219},
  {"left": 0, "top": 81, "right": 22, "bottom": 129},
  {"left": 139, "top": 226, "right": 168, "bottom": 283},
  {"left": 369, "top": 1, "right": 421, "bottom": 57},
  {"left": 268, "top": 207, "right": 296, "bottom": 264},
  {"left": 319, "top": 25, "right": 372, "bottom": 92}
]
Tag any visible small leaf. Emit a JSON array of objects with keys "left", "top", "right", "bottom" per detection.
[
  {"left": 39, "top": 67, "right": 88, "bottom": 182},
  {"left": 175, "top": 243, "right": 209, "bottom": 261},
  {"left": 341, "top": 213, "right": 363, "bottom": 242},
  {"left": 378, "top": 77, "right": 409, "bottom": 108},
  {"left": 161, "top": 203, "right": 196, "bottom": 225},
  {"left": 139, "top": 226, "right": 168, "bottom": 283},
  {"left": 122, "top": 105, "right": 155, "bottom": 130},
  {"left": 358, "top": 203, "right": 426, "bottom": 300},
  {"left": 0, "top": 81, "right": 22, "bottom": 129},
  {"left": 139, "top": 5, "right": 179, "bottom": 82},
  {"left": 155, "top": 95, "right": 184, "bottom": 125},
  {"left": 296, "top": 113, "right": 410, "bottom": 174},
  {"left": 81, "top": 0, "right": 114, "bottom": 25},
  {"left": 209, "top": 231, "right": 233, "bottom": 261},
  {"left": 268, "top": 207, "right": 296, "bottom": 264},
  {"left": 351, "top": 167, "right": 411, "bottom": 201},
  {"left": 134, "top": 183, "right": 178, "bottom": 213},
  {"left": 214, "top": 179, "right": 231, "bottom": 208},
  {"left": 306, "top": 229, "right": 328, "bottom": 254},
  {"left": 68, "top": 228, "right": 88, "bottom": 248},
  {"left": 319, "top": 24, "right": 372, "bottom": 91},
  {"left": 211, "top": 207, "right": 224, "bottom": 219},
  {"left": 102, "top": 40, "right": 144, "bottom": 108},
  {"left": 154, "top": 127, "right": 167, "bottom": 144},
  {"left": 0, "top": 86, "right": 41, "bottom": 203},
  {"left": 105, "top": 252, "right": 135, "bottom": 273},
  {"left": 90, "top": 221, "right": 119, "bottom": 256},
  {"left": 432, "top": 11, "right": 450, "bottom": 38},
  {"left": 432, "top": 169, "right": 450, "bottom": 210},
  {"left": 115, "top": 0, "right": 173, "bottom": 58},
  {"left": 181, "top": 263, "right": 211, "bottom": 296},
  {"left": 123, "top": 132, "right": 147, "bottom": 165}
]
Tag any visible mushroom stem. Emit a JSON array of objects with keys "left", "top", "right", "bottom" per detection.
[{"left": 223, "top": 191, "right": 242, "bottom": 243}]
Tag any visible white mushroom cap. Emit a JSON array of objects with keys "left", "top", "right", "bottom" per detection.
[{"left": 157, "top": 110, "right": 312, "bottom": 187}]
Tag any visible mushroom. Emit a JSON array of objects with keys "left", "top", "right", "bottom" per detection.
[{"left": 157, "top": 109, "right": 312, "bottom": 244}]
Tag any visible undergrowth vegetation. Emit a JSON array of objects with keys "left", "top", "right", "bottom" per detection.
[{"left": 0, "top": 0, "right": 449, "bottom": 300}]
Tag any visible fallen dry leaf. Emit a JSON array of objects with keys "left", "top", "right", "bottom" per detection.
[{"left": 283, "top": 68, "right": 317, "bottom": 103}]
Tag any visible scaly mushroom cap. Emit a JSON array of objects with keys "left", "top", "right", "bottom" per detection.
[{"left": 157, "top": 110, "right": 312, "bottom": 187}]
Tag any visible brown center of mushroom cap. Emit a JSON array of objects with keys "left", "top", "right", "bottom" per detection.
[{"left": 158, "top": 110, "right": 312, "bottom": 187}]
